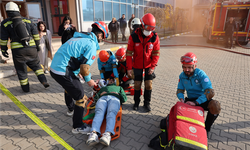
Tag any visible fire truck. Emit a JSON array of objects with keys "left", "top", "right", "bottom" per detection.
[{"left": 203, "top": 1, "right": 250, "bottom": 45}]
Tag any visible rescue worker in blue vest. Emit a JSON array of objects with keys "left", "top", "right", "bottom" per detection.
[
  {"left": 50, "top": 21, "right": 109, "bottom": 134},
  {"left": 97, "top": 50, "right": 119, "bottom": 86},
  {"left": 176, "top": 52, "right": 221, "bottom": 137},
  {"left": 0, "top": 2, "right": 49, "bottom": 92}
]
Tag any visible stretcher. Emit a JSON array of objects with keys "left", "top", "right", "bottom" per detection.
[{"left": 82, "top": 87, "right": 122, "bottom": 141}]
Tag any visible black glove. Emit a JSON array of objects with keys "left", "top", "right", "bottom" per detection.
[
  {"left": 37, "top": 45, "right": 41, "bottom": 52},
  {"left": 1, "top": 50, "right": 9, "bottom": 58}
]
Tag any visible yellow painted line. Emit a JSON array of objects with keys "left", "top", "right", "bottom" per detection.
[{"left": 0, "top": 83, "right": 74, "bottom": 150}]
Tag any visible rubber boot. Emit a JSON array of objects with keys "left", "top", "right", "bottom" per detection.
[
  {"left": 37, "top": 74, "right": 50, "bottom": 88},
  {"left": 144, "top": 90, "right": 152, "bottom": 112},
  {"left": 205, "top": 111, "right": 219, "bottom": 133},
  {"left": 133, "top": 90, "right": 141, "bottom": 110},
  {"left": 21, "top": 83, "right": 30, "bottom": 92}
]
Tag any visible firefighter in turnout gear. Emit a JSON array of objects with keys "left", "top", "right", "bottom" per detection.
[
  {"left": 0, "top": 2, "right": 49, "bottom": 92},
  {"left": 50, "top": 21, "right": 109, "bottom": 133},
  {"left": 126, "top": 13, "right": 160, "bottom": 112}
]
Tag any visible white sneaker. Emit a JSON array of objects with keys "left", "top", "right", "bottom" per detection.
[
  {"left": 72, "top": 125, "right": 91, "bottom": 134},
  {"left": 66, "top": 110, "right": 74, "bottom": 116},
  {"left": 44, "top": 70, "right": 49, "bottom": 74},
  {"left": 86, "top": 132, "right": 99, "bottom": 147},
  {"left": 100, "top": 132, "right": 111, "bottom": 146}
]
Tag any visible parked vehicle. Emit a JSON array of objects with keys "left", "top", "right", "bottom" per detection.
[{"left": 203, "top": 1, "right": 250, "bottom": 45}]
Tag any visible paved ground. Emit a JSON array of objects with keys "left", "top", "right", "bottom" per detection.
[{"left": 0, "top": 33, "right": 250, "bottom": 150}]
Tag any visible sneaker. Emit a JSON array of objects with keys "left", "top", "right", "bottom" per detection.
[
  {"left": 100, "top": 132, "right": 111, "bottom": 146},
  {"left": 44, "top": 70, "right": 49, "bottom": 74},
  {"left": 86, "top": 132, "right": 99, "bottom": 146},
  {"left": 67, "top": 110, "right": 74, "bottom": 116},
  {"left": 72, "top": 125, "right": 91, "bottom": 134}
]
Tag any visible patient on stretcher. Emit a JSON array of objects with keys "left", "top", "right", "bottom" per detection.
[{"left": 86, "top": 77, "right": 127, "bottom": 147}]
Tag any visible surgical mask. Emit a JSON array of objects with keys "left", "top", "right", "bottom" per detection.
[{"left": 143, "top": 30, "right": 152, "bottom": 36}]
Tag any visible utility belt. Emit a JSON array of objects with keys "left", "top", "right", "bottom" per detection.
[{"left": 11, "top": 39, "right": 36, "bottom": 49}]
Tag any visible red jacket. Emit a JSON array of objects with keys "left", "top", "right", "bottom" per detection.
[{"left": 126, "top": 28, "right": 160, "bottom": 70}]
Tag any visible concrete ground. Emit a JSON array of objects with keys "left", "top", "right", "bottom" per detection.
[{"left": 0, "top": 32, "right": 250, "bottom": 150}]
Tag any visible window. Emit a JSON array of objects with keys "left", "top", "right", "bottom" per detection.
[
  {"left": 113, "top": 0, "right": 120, "bottom": 2},
  {"left": 128, "top": 5, "right": 132, "bottom": 19},
  {"left": 139, "top": 6, "right": 143, "bottom": 18},
  {"left": 139, "top": 0, "right": 143, "bottom": 5},
  {"left": 82, "top": 0, "right": 94, "bottom": 21},
  {"left": 121, "top": 4, "right": 126, "bottom": 17},
  {"left": 94, "top": 1, "right": 103, "bottom": 21},
  {"left": 127, "top": 0, "right": 132, "bottom": 3},
  {"left": 113, "top": 3, "right": 120, "bottom": 19},
  {"left": 121, "top": 0, "right": 126, "bottom": 3},
  {"left": 105, "top": 2, "right": 112, "bottom": 21},
  {"left": 134, "top": 0, "right": 138, "bottom": 5}
]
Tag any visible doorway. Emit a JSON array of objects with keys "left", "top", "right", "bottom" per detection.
[{"left": 50, "top": 0, "right": 69, "bottom": 34}]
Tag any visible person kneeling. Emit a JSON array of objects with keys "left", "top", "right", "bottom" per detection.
[{"left": 86, "top": 77, "right": 127, "bottom": 147}]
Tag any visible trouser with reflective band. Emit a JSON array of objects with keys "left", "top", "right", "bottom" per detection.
[
  {"left": 185, "top": 97, "right": 219, "bottom": 132},
  {"left": 50, "top": 71, "right": 86, "bottom": 128},
  {"left": 134, "top": 68, "right": 154, "bottom": 105},
  {"left": 12, "top": 47, "right": 47, "bottom": 92}
]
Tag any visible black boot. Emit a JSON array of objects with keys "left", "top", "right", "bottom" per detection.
[
  {"left": 205, "top": 111, "right": 219, "bottom": 133},
  {"left": 144, "top": 90, "right": 152, "bottom": 112},
  {"left": 21, "top": 84, "right": 30, "bottom": 92},
  {"left": 133, "top": 90, "right": 141, "bottom": 110}
]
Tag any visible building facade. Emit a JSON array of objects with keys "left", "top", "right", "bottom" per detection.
[{"left": 1, "top": 0, "right": 174, "bottom": 36}]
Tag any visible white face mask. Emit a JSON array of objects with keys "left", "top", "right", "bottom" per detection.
[{"left": 143, "top": 30, "right": 152, "bottom": 36}]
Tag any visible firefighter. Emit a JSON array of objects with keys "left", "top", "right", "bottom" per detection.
[
  {"left": 97, "top": 50, "right": 119, "bottom": 85},
  {"left": 126, "top": 13, "right": 160, "bottom": 112},
  {"left": 0, "top": 2, "right": 49, "bottom": 92},
  {"left": 225, "top": 17, "right": 237, "bottom": 49},
  {"left": 177, "top": 52, "right": 221, "bottom": 136},
  {"left": 50, "top": 21, "right": 108, "bottom": 134},
  {"left": 115, "top": 47, "right": 133, "bottom": 89}
]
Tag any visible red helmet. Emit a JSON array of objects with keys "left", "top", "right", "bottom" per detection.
[
  {"left": 180, "top": 52, "right": 197, "bottom": 65},
  {"left": 115, "top": 48, "right": 126, "bottom": 61},
  {"left": 91, "top": 21, "right": 109, "bottom": 39},
  {"left": 140, "top": 13, "right": 156, "bottom": 31},
  {"left": 99, "top": 50, "right": 110, "bottom": 62}
]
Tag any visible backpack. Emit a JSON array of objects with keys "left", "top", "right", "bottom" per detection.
[
  {"left": 149, "top": 102, "right": 208, "bottom": 150},
  {"left": 11, "top": 16, "right": 30, "bottom": 47}
]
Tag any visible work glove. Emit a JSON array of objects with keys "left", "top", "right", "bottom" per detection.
[
  {"left": 208, "top": 100, "right": 221, "bottom": 115},
  {"left": 1, "top": 50, "right": 9, "bottom": 58},
  {"left": 36, "top": 45, "right": 41, "bottom": 52},
  {"left": 115, "top": 77, "right": 119, "bottom": 86}
]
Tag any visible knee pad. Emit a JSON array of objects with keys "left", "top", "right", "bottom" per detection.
[
  {"left": 208, "top": 100, "right": 221, "bottom": 115},
  {"left": 145, "top": 80, "right": 152, "bottom": 90},
  {"left": 134, "top": 81, "right": 142, "bottom": 90},
  {"left": 75, "top": 95, "right": 88, "bottom": 108},
  {"left": 204, "top": 89, "right": 215, "bottom": 100},
  {"left": 80, "top": 64, "right": 90, "bottom": 76}
]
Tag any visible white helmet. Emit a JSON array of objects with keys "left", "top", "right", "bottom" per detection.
[
  {"left": 131, "top": 18, "right": 141, "bottom": 29},
  {"left": 98, "top": 79, "right": 107, "bottom": 88},
  {"left": 6, "top": 2, "right": 20, "bottom": 12}
]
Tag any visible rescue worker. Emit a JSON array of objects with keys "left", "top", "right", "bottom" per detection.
[
  {"left": 50, "top": 21, "right": 109, "bottom": 134},
  {"left": 130, "top": 18, "right": 141, "bottom": 34},
  {"left": 115, "top": 47, "right": 133, "bottom": 89},
  {"left": 225, "top": 17, "right": 237, "bottom": 49},
  {"left": 126, "top": 13, "right": 160, "bottom": 112},
  {"left": 177, "top": 52, "right": 221, "bottom": 136},
  {"left": 0, "top": 2, "right": 49, "bottom": 92},
  {"left": 97, "top": 50, "right": 119, "bottom": 85}
]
